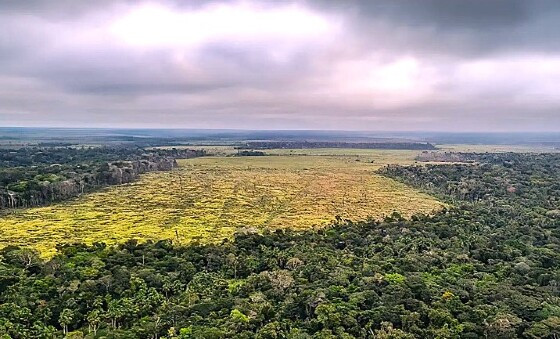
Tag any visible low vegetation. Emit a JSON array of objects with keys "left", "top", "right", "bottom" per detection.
[{"left": 0, "top": 151, "right": 442, "bottom": 257}]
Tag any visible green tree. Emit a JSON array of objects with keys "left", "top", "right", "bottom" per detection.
[
  {"left": 58, "top": 308, "right": 74, "bottom": 335},
  {"left": 86, "top": 309, "right": 101, "bottom": 335}
]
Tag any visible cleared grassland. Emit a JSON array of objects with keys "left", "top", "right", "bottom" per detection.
[{"left": 0, "top": 151, "right": 444, "bottom": 257}]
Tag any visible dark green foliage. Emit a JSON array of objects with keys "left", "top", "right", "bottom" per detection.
[
  {"left": 0, "top": 147, "right": 204, "bottom": 209},
  {"left": 0, "top": 153, "right": 559, "bottom": 338},
  {"left": 235, "top": 150, "right": 267, "bottom": 156}
]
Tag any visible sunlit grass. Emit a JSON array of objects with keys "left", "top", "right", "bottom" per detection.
[{"left": 0, "top": 150, "right": 444, "bottom": 257}]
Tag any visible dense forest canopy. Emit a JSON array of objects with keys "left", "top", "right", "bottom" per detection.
[{"left": 0, "top": 152, "right": 559, "bottom": 338}]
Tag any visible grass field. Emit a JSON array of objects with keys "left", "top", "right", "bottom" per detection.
[{"left": 0, "top": 150, "right": 444, "bottom": 257}]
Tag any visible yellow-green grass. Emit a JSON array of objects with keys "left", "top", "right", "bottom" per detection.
[{"left": 0, "top": 151, "right": 444, "bottom": 257}]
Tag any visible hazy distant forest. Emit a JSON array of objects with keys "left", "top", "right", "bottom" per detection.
[{"left": 0, "top": 130, "right": 558, "bottom": 338}]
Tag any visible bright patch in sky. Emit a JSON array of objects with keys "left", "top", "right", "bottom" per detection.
[
  {"left": 110, "top": 2, "right": 334, "bottom": 48},
  {"left": 455, "top": 55, "right": 560, "bottom": 100},
  {"left": 328, "top": 56, "right": 439, "bottom": 109}
]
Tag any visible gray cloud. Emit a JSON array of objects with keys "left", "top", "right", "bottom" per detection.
[
  {"left": 0, "top": 0, "right": 559, "bottom": 131},
  {"left": 314, "top": 0, "right": 560, "bottom": 56}
]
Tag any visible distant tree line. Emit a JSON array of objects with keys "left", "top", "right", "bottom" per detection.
[
  {"left": 235, "top": 150, "right": 267, "bottom": 157},
  {"left": 382, "top": 152, "right": 560, "bottom": 205},
  {"left": 0, "top": 147, "right": 205, "bottom": 210},
  {"left": 413, "top": 151, "right": 532, "bottom": 163},
  {"left": 237, "top": 141, "right": 437, "bottom": 150},
  {"left": 0, "top": 152, "right": 559, "bottom": 337}
]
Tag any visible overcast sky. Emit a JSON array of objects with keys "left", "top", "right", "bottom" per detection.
[{"left": 1, "top": 0, "right": 559, "bottom": 131}]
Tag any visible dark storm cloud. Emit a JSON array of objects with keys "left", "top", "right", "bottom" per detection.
[
  {"left": 358, "top": 0, "right": 531, "bottom": 28},
  {"left": 0, "top": 0, "right": 559, "bottom": 131},
  {"left": 311, "top": 0, "right": 560, "bottom": 56}
]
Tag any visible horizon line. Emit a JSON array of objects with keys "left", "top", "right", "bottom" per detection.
[{"left": 2, "top": 126, "right": 560, "bottom": 134}]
